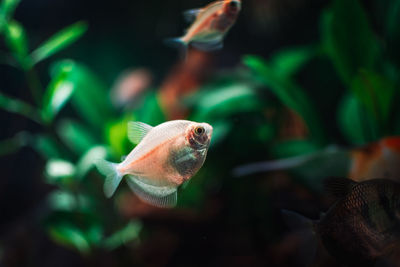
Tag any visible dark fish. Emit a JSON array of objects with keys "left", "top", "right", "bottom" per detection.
[{"left": 283, "top": 178, "right": 400, "bottom": 266}]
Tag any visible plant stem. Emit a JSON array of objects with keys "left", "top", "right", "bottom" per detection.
[{"left": 24, "top": 67, "right": 43, "bottom": 107}]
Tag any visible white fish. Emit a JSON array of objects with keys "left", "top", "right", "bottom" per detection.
[{"left": 96, "top": 120, "right": 213, "bottom": 208}]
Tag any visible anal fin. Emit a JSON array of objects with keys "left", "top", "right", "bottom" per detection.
[
  {"left": 191, "top": 39, "right": 223, "bottom": 51},
  {"left": 126, "top": 176, "right": 177, "bottom": 208}
]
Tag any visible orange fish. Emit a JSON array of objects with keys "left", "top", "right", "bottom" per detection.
[
  {"left": 350, "top": 137, "right": 400, "bottom": 182},
  {"left": 166, "top": 0, "right": 241, "bottom": 52},
  {"left": 96, "top": 120, "right": 213, "bottom": 208}
]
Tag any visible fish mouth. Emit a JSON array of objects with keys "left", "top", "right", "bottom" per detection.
[{"left": 204, "top": 123, "right": 213, "bottom": 140}]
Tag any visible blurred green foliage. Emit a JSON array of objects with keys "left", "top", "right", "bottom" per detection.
[{"left": 1, "top": 0, "right": 400, "bottom": 256}]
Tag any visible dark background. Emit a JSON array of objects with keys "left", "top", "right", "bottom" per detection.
[{"left": 0, "top": 0, "right": 393, "bottom": 266}]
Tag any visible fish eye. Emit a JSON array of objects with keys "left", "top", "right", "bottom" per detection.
[
  {"left": 229, "top": 1, "right": 238, "bottom": 8},
  {"left": 194, "top": 126, "right": 205, "bottom": 135}
]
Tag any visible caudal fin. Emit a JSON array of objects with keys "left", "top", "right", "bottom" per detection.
[
  {"left": 95, "top": 159, "right": 123, "bottom": 198},
  {"left": 164, "top": 37, "right": 188, "bottom": 59}
]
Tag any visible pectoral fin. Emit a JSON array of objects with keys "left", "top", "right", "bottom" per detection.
[
  {"left": 127, "top": 121, "right": 153, "bottom": 144},
  {"left": 126, "top": 176, "right": 177, "bottom": 208}
]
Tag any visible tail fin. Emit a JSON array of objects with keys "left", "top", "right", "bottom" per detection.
[
  {"left": 164, "top": 37, "right": 188, "bottom": 59},
  {"left": 281, "top": 210, "right": 318, "bottom": 267},
  {"left": 95, "top": 159, "right": 123, "bottom": 198}
]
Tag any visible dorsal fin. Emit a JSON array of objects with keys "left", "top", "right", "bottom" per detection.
[
  {"left": 127, "top": 121, "right": 153, "bottom": 144},
  {"left": 323, "top": 177, "right": 357, "bottom": 198},
  {"left": 183, "top": 8, "right": 202, "bottom": 23}
]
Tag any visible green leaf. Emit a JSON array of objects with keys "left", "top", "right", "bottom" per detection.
[
  {"left": 45, "top": 159, "right": 76, "bottom": 186},
  {"left": 105, "top": 116, "right": 132, "bottom": 157},
  {"left": 386, "top": 0, "right": 400, "bottom": 36},
  {"left": 0, "top": 0, "right": 21, "bottom": 33},
  {"left": 3, "top": 20, "right": 31, "bottom": 69},
  {"left": 57, "top": 119, "right": 98, "bottom": 155},
  {"left": 270, "top": 46, "right": 315, "bottom": 78},
  {"left": 0, "top": 92, "right": 41, "bottom": 123},
  {"left": 32, "top": 134, "right": 64, "bottom": 159},
  {"left": 189, "top": 82, "right": 262, "bottom": 122},
  {"left": 42, "top": 71, "right": 75, "bottom": 122},
  {"left": 47, "top": 191, "right": 91, "bottom": 212},
  {"left": 86, "top": 224, "right": 103, "bottom": 245},
  {"left": 385, "top": 0, "right": 400, "bottom": 66},
  {"left": 350, "top": 70, "right": 395, "bottom": 129},
  {"left": 102, "top": 221, "right": 142, "bottom": 250},
  {"left": 48, "top": 224, "right": 91, "bottom": 254},
  {"left": 75, "top": 145, "right": 107, "bottom": 179},
  {"left": 134, "top": 91, "right": 165, "bottom": 126},
  {"left": 31, "top": 21, "right": 88, "bottom": 65},
  {"left": 45, "top": 211, "right": 103, "bottom": 254},
  {"left": 321, "top": 0, "right": 379, "bottom": 85},
  {"left": 243, "top": 55, "right": 325, "bottom": 144},
  {"left": 337, "top": 93, "right": 378, "bottom": 144},
  {"left": 50, "top": 60, "right": 115, "bottom": 127},
  {"left": 0, "top": 0, "right": 20, "bottom": 19},
  {"left": 0, "top": 131, "right": 29, "bottom": 156}
]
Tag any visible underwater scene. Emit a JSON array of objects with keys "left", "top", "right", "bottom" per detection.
[{"left": 1, "top": 0, "right": 400, "bottom": 266}]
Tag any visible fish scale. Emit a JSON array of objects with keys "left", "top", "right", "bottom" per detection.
[
  {"left": 283, "top": 178, "right": 400, "bottom": 266},
  {"left": 318, "top": 179, "right": 400, "bottom": 262}
]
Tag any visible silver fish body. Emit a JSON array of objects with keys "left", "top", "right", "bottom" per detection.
[{"left": 96, "top": 120, "right": 213, "bottom": 208}]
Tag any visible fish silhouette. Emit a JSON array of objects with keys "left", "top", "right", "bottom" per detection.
[{"left": 283, "top": 177, "right": 400, "bottom": 266}]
